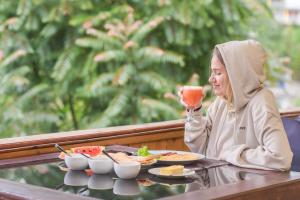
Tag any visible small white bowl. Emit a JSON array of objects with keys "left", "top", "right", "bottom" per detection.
[
  {"left": 65, "top": 153, "right": 88, "bottom": 170},
  {"left": 88, "top": 155, "right": 113, "bottom": 174},
  {"left": 88, "top": 174, "right": 114, "bottom": 190},
  {"left": 64, "top": 170, "right": 89, "bottom": 186},
  {"left": 114, "top": 161, "right": 141, "bottom": 179},
  {"left": 113, "top": 179, "right": 140, "bottom": 196}
]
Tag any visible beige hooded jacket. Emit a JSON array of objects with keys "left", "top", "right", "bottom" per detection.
[{"left": 185, "top": 40, "right": 293, "bottom": 171}]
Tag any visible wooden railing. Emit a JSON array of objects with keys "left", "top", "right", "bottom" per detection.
[
  {"left": 280, "top": 108, "right": 300, "bottom": 118},
  {"left": 0, "top": 119, "right": 187, "bottom": 160},
  {"left": 0, "top": 109, "right": 299, "bottom": 160}
]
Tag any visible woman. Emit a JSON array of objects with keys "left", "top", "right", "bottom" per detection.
[{"left": 181, "top": 40, "right": 293, "bottom": 171}]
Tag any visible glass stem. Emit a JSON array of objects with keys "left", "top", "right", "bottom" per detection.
[{"left": 187, "top": 108, "right": 194, "bottom": 122}]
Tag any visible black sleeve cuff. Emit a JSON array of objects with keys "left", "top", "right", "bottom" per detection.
[{"left": 186, "top": 104, "right": 202, "bottom": 112}]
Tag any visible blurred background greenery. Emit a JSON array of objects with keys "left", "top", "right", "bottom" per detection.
[{"left": 0, "top": 0, "right": 299, "bottom": 138}]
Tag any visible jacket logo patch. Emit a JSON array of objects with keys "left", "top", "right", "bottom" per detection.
[{"left": 239, "top": 126, "right": 246, "bottom": 130}]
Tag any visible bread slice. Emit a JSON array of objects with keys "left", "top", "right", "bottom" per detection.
[{"left": 159, "top": 165, "right": 184, "bottom": 176}]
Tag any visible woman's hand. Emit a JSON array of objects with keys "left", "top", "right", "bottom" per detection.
[{"left": 178, "top": 86, "right": 204, "bottom": 111}]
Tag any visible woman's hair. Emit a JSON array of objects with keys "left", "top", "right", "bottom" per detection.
[{"left": 212, "top": 48, "right": 234, "bottom": 106}]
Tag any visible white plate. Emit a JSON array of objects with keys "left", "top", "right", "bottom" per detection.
[
  {"left": 148, "top": 150, "right": 205, "bottom": 165},
  {"left": 148, "top": 167, "right": 195, "bottom": 179}
]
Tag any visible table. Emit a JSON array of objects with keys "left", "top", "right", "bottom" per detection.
[{"left": 0, "top": 152, "right": 299, "bottom": 200}]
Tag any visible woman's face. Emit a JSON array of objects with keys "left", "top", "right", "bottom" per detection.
[{"left": 208, "top": 55, "right": 230, "bottom": 98}]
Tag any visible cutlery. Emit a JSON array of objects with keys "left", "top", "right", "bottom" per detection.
[
  {"left": 80, "top": 153, "right": 93, "bottom": 159},
  {"left": 55, "top": 183, "right": 65, "bottom": 190},
  {"left": 55, "top": 144, "right": 72, "bottom": 157},
  {"left": 78, "top": 186, "right": 89, "bottom": 194},
  {"left": 102, "top": 150, "right": 119, "bottom": 164}
]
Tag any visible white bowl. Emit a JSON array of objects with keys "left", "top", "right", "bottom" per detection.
[
  {"left": 64, "top": 170, "right": 89, "bottom": 186},
  {"left": 114, "top": 161, "right": 141, "bottom": 179},
  {"left": 88, "top": 174, "right": 114, "bottom": 190},
  {"left": 113, "top": 179, "right": 140, "bottom": 196},
  {"left": 65, "top": 153, "right": 88, "bottom": 170},
  {"left": 88, "top": 155, "right": 113, "bottom": 174}
]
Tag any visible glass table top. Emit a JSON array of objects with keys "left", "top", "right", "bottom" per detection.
[{"left": 0, "top": 160, "right": 260, "bottom": 200}]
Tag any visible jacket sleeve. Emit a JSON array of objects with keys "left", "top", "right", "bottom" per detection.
[
  {"left": 220, "top": 93, "right": 293, "bottom": 171},
  {"left": 184, "top": 101, "right": 216, "bottom": 155}
]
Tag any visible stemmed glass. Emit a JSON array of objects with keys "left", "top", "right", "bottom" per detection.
[{"left": 181, "top": 86, "right": 204, "bottom": 123}]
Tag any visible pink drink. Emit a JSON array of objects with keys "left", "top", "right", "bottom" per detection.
[{"left": 182, "top": 86, "right": 204, "bottom": 108}]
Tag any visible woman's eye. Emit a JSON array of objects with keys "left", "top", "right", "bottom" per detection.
[{"left": 210, "top": 71, "right": 222, "bottom": 77}]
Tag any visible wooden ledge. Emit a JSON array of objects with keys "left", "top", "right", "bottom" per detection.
[
  {"left": 0, "top": 119, "right": 187, "bottom": 159},
  {"left": 0, "top": 109, "right": 299, "bottom": 160},
  {"left": 0, "top": 119, "right": 185, "bottom": 150},
  {"left": 280, "top": 108, "right": 300, "bottom": 118}
]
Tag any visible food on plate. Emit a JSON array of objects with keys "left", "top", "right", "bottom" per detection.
[
  {"left": 159, "top": 165, "right": 184, "bottom": 176},
  {"left": 159, "top": 153, "right": 198, "bottom": 161},
  {"left": 109, "top": 152, "right": 156, "bottom": 165},
  {"left": 135, "top": 156, "right": 156, "bottom": 165},
  {"left": 138, "top": 152, "right": 175, "bottom": 162},
  {"left": 58, "top": 146, "right": 105, "bottom": 159},
  {"left": 137, "top": 146, "right": 151, "bottom": 156},
  {"left": 72, "top": 146, "right": 104, "bottom": 156},
  {"left": 109, "top": 152, "right": 135, "bottom": 163}
]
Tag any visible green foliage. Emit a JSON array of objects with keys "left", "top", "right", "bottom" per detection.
[
  {"left": 287, "top": 27, "right": 300, "bottom": 80},
  {"left": 0, "top": 0, "right": 265, "bottom": 137},
  {"left": 245, "top": 6, "right": 300, "bottom": 81}
]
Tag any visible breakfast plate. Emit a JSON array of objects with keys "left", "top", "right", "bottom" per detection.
[
  {"left": 148, "top": 150, "right": 205, "bottom": 165},
  {"left": 148, "top": 167, "right": 195, "bottom": 179},
  {"left": 130, "top": 156, "right": 157, "bottom": 170}
]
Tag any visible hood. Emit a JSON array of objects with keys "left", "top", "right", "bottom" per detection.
[{"left": 215, "top": 40, "right": 267, "bottom": 111}]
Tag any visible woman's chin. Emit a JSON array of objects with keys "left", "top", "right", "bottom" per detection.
[{"left": 213, "top": 91, "right": 222, "bottom": 97}]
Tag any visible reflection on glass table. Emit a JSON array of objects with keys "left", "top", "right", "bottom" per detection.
[
  {"left": 0, "top": 161, "right": 264, "bottom": 200},
  {"left": 88, "top": 174, "right": 114, "bottom": 190}
]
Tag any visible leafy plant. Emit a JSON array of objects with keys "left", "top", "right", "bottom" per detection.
[
  {"left": 77, "top": 8, "right": 183, "bottom": 127},
  {"left": 0, "top": 0, "right": 266, "bottom": 137}
]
